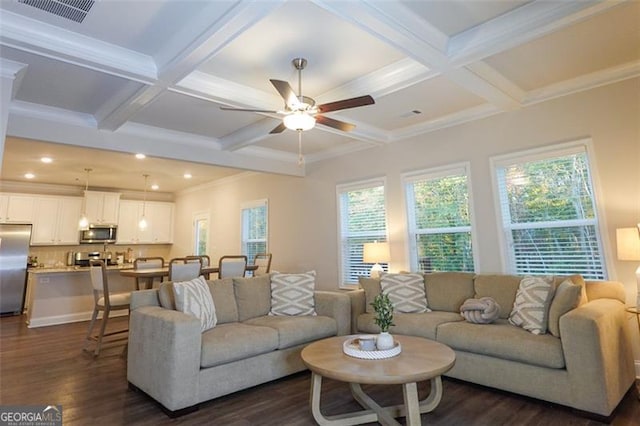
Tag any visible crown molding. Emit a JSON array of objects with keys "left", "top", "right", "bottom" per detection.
[
  {"left": 0, "top": 10, "right": 156, "bottom": 82},
  {"left": 10, "top": 100, "right": 96, "bottom": 128},
  {"left": 0, "top": 57, "right": 27, "bottom": 78}
]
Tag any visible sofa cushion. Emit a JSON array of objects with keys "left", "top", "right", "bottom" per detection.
[
  {"left": 269, "top": 271, "right": 316, "bottom": 316},
  {"left": 548, "top": 279, "right": 582, "bottom": 337},
  {"left": 173, "top": 276, "right": 217, "bottom": 332},
  {"left": 380, "top": 272, "right": 429, "bottom": 313},
  {"left": 233, "top": 274, "right": 271, "bottom": 322},
  {"left": 200, "top": 323, "right": 279, "bottom": 368},
  {"left": 437, "top": 319, "right": 565, "bottom": 369},
  {"left": 509, "top": 276, "right": 555, "bottom": 335},
  {"left": 356, "top": 311, "right": 464, "bottom": 340},
  {"left": 474, "top": 274, "right": 521, "bottom": 319},
  {"left": 425, "top": 272, "right": 475, "bottom": 312},
  {"left": 158, "top": 278, "right": 238, "bottom": 325},
  {"left": 359, "top": 277, "right": 381, "bottom": 314},
  {"left": 244, "top": 315, "right": 337, "bottom": 349}
]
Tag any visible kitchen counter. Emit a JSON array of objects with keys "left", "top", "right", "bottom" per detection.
[{"left": 25, "top": 265, "right": 137, "bottom": 328}]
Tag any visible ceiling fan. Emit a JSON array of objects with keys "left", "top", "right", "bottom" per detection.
[{"left": 221, "top": 58, "right": 375, "bottom": 154}]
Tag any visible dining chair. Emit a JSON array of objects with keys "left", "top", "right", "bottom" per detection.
[
  {"left": 185, "top": 255, "right": 211, "bottom": 278},
  {"left": 218, "top": 255, "right": 248, "bottom": 279},
  {"left": 84, "top": 260, "right": 131, "bottom": 356},
  {"left": 253, "top": 253, "right": 272, "bottom": 276},
  {"left": 133, "top": 256, "right": 165, "bottom": 289},
  {"left": 168, "top": 257, "right": 202, "bottom": 282}
]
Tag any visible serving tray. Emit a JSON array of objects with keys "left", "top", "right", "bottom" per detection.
[{"left": 343, "top": 336, "right": 402, "bottom": 360}]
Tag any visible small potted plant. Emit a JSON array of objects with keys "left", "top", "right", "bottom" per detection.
[{"left": 371, "top": 293, "right": 395, "bottom": 350}]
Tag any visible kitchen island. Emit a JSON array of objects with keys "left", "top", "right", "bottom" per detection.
[{"left": 26, "top": 265, "right": 136, "bottom": 328}]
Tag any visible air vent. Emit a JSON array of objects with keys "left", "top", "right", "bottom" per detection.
[
  {"left": 399, "top": 110, "right": 422, "bottom": 119},
  {"left": 18, "top": 0, "right": 95, "bottom": 23}
]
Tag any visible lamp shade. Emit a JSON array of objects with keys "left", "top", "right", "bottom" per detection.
[
  {"left": 363, "top": 242, "right": 390, "bottom": 264},
  {"left": 283, "top": 112, "right": 315, "bottom": 131},
  {"left": 616, "top": 228, "right": 640, "bottom": 261}
]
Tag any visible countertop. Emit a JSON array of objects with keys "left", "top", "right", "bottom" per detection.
[{"left": 28, "top": 264, "right": 135, "bottom": 274}]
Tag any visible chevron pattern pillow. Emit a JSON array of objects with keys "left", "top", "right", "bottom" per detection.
[
  {"left": 269, "top": 271, "right": 317, "bottom": 316},
  {"left": 380, "top": 273, "right": 430, "bottom": 313},
  {"left": 508, "top": 275, "right": 555, "bottom": 335},
  {"left": 173, "top": 275, "right": 217, "bottom": 332}
]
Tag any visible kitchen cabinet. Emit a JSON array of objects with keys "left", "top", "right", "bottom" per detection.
[
  {"left": 116, "top": 200, "right": 174, "bottom": 244},
  {"left": 31, "top": 196, "right": 83, "bottom": 245},
  {"left": 84, "top": 191, "right": 120, "bottom": 224},
  {"left": 0, "top": 193, "right": 35, "bottom": 223}
]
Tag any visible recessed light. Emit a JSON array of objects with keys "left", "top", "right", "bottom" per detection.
[
  {"left": 184, "top": 173, "right": 192, "bottom": 179},
  {"left": 40, "top": 157, "right": 53, "bottom": 163},
  {"left": 24, "top": 173, "right": 35, "bottom": 179},
  {"left": 151, "top": 184, "right": 159, "bottom": 190},
  {"left": 135, "top": 153, "right": 146, "bottom": 159}
]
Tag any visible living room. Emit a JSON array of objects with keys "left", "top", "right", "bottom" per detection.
[{"left": 1, "top": 1, "right": 639, "bottom": 424}]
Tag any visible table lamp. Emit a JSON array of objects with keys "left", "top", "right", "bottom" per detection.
[
  {"left": 616, "top": 226, "right": 640, "bottom": 307},
  {"left": 363, "top": 241, "right": 390, "bottom": 279}
]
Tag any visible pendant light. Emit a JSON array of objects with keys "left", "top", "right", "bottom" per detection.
[
  {"left": 138, "top": 174, "right": 149, "bottom": 230},
  {"left": 78, "top": 168, "right": 92, "bottom": 230}
]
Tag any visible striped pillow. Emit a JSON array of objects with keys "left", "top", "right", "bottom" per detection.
[
  {"left": 269, "top": 271, "right": 317, "bottom": 316},
  {"left": 173, "top": 276, "right": 217, "bottom": 332},
  {"left": 380, "top": 273, "right": 430, "bottom": 313},
  {"left": 508, "top": 276, "right": 555, "bottom": 335}
]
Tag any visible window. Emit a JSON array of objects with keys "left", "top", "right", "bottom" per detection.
[
  {"left": 492, "top": 141, "right": 607, "bottom": 280},
  {"left": 193, "top": 213, "right": 209, "bottom": 255},
  {"left": 241, "top": 199, "right": 268, "bottom": 264},
  {"left": 337, "top": 179, "right": 388, "bottom": 286},
  {"left": 403, "top": 163, "right": 476, "bottom": 273}
]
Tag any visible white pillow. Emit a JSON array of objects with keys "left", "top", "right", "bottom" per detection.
[
  {"left": 380, "top": 272, "right": 430, "bottom": 313},
  {"left": 269, "top": 271, "right": 317, "bottom": 316},
  {"left": 508, "top": 275, "right": 555, "bottom": 335},
  {"left": 173, "top": 276, "right": 217, "bottom": 332}
]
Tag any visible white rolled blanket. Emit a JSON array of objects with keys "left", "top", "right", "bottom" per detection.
[{"left": 460, "top": 297, "right": 500, "bottom": 324}]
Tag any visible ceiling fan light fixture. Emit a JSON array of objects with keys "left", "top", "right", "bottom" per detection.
[{"left": 283, "top": 112, "right": 315, "bottom": 131}]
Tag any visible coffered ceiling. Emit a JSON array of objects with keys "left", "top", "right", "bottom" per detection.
[{"left": 1, "top": 0, "right": 638, "bottom": 192}]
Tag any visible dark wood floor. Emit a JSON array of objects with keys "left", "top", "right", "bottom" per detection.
[{"left": 0, "top": 314, "right": 638, "bottom": 425}]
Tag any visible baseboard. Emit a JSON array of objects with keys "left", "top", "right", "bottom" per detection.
[{"left": 27, "top": 310, "right": 127, "bottom": 328}]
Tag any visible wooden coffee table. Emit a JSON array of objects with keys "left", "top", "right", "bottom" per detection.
[{"left": 301, "top": 335, "right": 455, "bottom": 426}]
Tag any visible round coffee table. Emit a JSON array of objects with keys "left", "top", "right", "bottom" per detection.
[{"left": 301, "top": 335, "right": 455, "bottom": 426}]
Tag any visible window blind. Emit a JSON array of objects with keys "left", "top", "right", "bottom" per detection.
[
  {"left": 337, "top": 180, "right": 387, "bottom": 285},
  {"left": 404, "top": 165, "right": 475, "bottom": 273},
  {"left": 241, "top": 200, "right": 268, "bottom": 264},
  {"left": 494, "top": 145, "right": 606, "bottom": 280}
]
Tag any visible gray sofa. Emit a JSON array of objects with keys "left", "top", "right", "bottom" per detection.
[
  {"left": 127, "top": 274, "right": 351, "bottom": 415},
  {"left": 350, "top": 272, "right": 636, "bottom": 418}
]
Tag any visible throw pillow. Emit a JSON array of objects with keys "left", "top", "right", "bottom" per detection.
[
  {"left": 173, "top": 276, "right": 217, "bottom": 332},
  {"left": 358, "top": 276, "right": 381, "bottom": 314},
  {"left": 508, "top": 275, "right": 555, "bottom": 335},
  {"left": 547, "top": 279, "right": 583, "bottom": 337},
  {"left": 269, "top": 271, "right": 317, "bottom": 316},
  {"left": 380, "top": 272, "right": 430, "bottom": 313},
  {"left": 460, "top": 297, "right": 501, "bottom": 324}
]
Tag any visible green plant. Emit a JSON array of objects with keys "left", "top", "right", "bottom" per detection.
[{"left": 371, "top": 293, "right": 395, "bottom": 333}]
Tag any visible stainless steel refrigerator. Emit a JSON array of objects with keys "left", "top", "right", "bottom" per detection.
[{"left": 0, "top": 223, "right": 32, "bottom": 315}]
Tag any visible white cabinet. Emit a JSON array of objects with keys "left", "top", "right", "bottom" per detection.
[
  {"left": 0, "top": 194, "right": 35, "bottom": 223},
  {"left": 116, "top": 200, "right": 174, "bottom": 244},
  {"left": 31, "top": 196, "right": 82, "bottom": 245},
  {"left": 84, "top": 191, "right": 120, "bottom": 224}
]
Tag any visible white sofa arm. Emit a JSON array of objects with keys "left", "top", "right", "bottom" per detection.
[
  {"left": 127, "top": 306, "right": 202, "bottom": 412},
  {"left": 314, "top": 291, "right": 351, "bottom": 336},
  {"left": 560, "top": 298, "right": 636, "bottom": 416}
]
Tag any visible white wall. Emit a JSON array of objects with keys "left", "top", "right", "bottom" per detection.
[{"left": 174, "top": 78, "right": 640, "bottom": 359}]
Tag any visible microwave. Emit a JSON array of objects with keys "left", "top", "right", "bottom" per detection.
[{"left": 79, "top": 225, "right": 117, "bottom": 244}]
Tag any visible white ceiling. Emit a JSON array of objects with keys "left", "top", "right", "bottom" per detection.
[{"left": 1, "top": 0, "right": 638, "bottom": 193}]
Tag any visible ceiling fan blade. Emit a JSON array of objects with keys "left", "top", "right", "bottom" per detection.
[
  {"left": 315, "top": 115, "right": 356, "bottom": 132},
  {"left": 270, "top": 79, "right": 298, "bottom": 107},
  {"left": 220, "top": 106, "right": 278, "bottom": 113},
  {"left": 317, "top": 95, "right": 375, "bottom": 113},
  {"left": 270, "top": 122, "right": 287, "bottom": 134}
]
